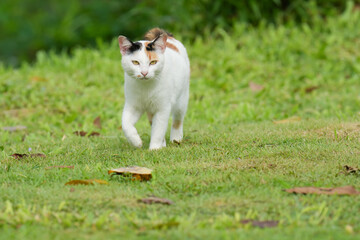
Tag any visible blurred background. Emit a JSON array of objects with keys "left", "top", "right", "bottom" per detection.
[{"left": 0, "top": 0, "right": 357, "bottom": 66}]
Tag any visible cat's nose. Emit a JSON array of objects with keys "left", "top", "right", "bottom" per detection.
[{"left": 141, "top": 71, "right": 148, "bottom": 77}]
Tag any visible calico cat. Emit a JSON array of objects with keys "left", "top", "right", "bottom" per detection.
[{"left": 118, "top": 28, "right": 190, "bottom": 150}]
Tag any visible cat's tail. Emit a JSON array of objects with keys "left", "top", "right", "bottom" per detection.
[{"left": 144, "top": 28, "right": 174, "bottom": 41}]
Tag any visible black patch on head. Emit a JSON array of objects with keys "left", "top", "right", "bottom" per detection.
[
  {"left": 128, "top": 40, "right": 142, "bottom": 53},
  {"left": 146, "top": 42, "right": 155, "bottom": 51},
  {"left": 146, "top": 35, "right": 160, "bottom": 51}
]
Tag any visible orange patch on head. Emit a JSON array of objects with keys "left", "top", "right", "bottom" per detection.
[
  {"left": 166, "top": 42, "right": 179, "bottom": 53},
  {"left": 144, "top": 28, "right": 174, "bottom": 41},
  {"left": 144, "top": 42, "right": 159, "bottom": 61}
]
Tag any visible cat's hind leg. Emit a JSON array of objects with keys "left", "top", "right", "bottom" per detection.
[
  {"left": 170, "top": 96, "right": 188, "bottom": 143},
  {"left": 122, "top": 106, "right": 143, "bottom": 148},
  {"left": 170, "top": 117, "right": 184, "bottom": 143}
]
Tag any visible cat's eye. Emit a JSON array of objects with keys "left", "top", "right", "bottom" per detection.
[
  {"left": 132, "top": 60, "right": 140, "bottom": 65},
  {"left": 150, "top": 60, "right": 158, "bottom": 65}
]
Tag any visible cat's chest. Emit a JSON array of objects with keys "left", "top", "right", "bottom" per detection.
[{"left": 126, "top": 82, "right": 171, "bottom": 111}]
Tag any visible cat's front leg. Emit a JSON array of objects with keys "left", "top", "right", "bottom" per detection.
[
  {"left": 122, "top": 106, "right": 143, "bottom": 148},
  {"left": 149, "top": 108, "right": 170, "bottom": 150}
]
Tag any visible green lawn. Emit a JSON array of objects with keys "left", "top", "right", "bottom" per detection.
[{"left": 1, "top": 10, "right": 360, "bottom": 239}]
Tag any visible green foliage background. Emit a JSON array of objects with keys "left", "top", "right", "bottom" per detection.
[
  {"left": 1, "top": 2, "right": 360, "bottom": 239},
  {"left": 0, "top": 0, "right": 358, "bottom": 65}
]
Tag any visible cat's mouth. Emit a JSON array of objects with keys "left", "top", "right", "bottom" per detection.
[{"left": 136, "top": 75, "right": 151, "bottom": 80}]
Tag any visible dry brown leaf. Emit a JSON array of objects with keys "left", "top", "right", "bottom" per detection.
[
  {"left": 240, "top": 220, "right": 279, "bottom": 228},
  {"left": 65, "top": 179, "right": 109, "bottom": 186},
  {"left": 45, "top": 166, "right": 74, "bottom": 170},
  {"left": 89, "top": 132, "right": 100, "bottom": 137},
  {"left": 73, "top": 131, "right": 87, "bottom": 136},
  {"left": 11, "top": 153, "right": 46, "bottom": 159},
  {"left": 284, "top": 185, "right": 360, "bottom": 195},
  {"left": 11, "top": 153, "right": 28, "bottom": 159},
  {"left": 138, "top": 197, "right": 173, "bottom": 205},
  {"left": 273, "top": 116, "right": 301, "bottom": 124},
  {"left": 73, "top": 131, "right": 100, "bottom": 137},
  {"left": 305, "top": 86, "right": 320, "bottom": 93},
  {"left": 108, "top": 166, "right": 152, "bottom": 181},
  {"left": 343, "top": 165, "right": 360, "bottom": 174},
  {"left": 249, "top": 81, "right": 264, "bottom": 92},
  {"left": 93, "top": 116, "right": 102, "bottom": 129}
]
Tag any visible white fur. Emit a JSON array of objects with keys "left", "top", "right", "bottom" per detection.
[{"left": 118, "top": 35, "right": 190, "bottom": 150}]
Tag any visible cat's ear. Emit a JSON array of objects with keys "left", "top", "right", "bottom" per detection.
[
  {"left": 152, "top": 34, "right": 167, "bottom": 53},
  {"left": 118, "top": 36, "right": 133, "bottom": 55}
]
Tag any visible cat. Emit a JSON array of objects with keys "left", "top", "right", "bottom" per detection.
[{"left": 118, "top": 28, "right": 190, "bottom": 150}]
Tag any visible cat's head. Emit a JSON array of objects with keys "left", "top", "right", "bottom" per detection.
[{"left": 118, "top": 34, "right": 167, "bottom": 80}]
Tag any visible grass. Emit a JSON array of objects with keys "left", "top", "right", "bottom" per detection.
[{"left": 1, "top": 10, "right": 360, "bottom": 239}]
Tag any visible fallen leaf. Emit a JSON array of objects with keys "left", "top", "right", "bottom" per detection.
[
  {"left": 88, "top": 132, "right": 100, "bottom": 137},
  {"left": 45, "top": 166, "right": 74, "bottom": 170},
  {"left": 138, "top": 197, "right": 173, "bottom": 205},
  {"left": 240, "top": 220, "right": 279, "bottom": 228},
  {"left": 305, "top": 86, "right": 320, "bottom": 93},
  {"left": 249, "top": 82, "right": 264, "bottom": 92},
  {"left": 73, "top": 131, "right": 100, "bottom": 137},
  {"left": 108, "top": 166, "right": 152, "bottom": 181},
  {"left": 343, "top": 165, "right": 360, "bottom": 174},
  {"left": 11, "top": 153, "right": 27, "bottom": 159},
  {"left": 11, "top": 153, "right": 46, "bottom": 159},
  {"left": 284, "top": 185, "right": 360, "bottom": 195},
  {"left": 73, "top": 131, "right": 87, "bottom": 136},
  {"left": 65, "top": 179, "right": 109, "bottom": 186},
  {"left": 93, "top": 116, "right": 102, "bottom": 129},
  {"left": 273, "top": 116, "right": 301, "bottom": 124},
  {"left": 2, "top": 126, "right": 27, "bottom": 132}
]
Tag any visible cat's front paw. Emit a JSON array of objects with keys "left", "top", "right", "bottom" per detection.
[
  {"left": 128, "top": 136, "right": 143, "bottom": 148},
  {"left": 149, "top": 141, "right": 165, "bottom": 150},
  {"left": 170, "top": 131, "right": 183, "bottom": 143},
  {"left": 149, "top": 145, "right": 163, "bottom": 150}
]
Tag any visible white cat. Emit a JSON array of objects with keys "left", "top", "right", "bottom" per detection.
[{"left": 118, "top": 28, "right": 190, "bottom": 150}]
